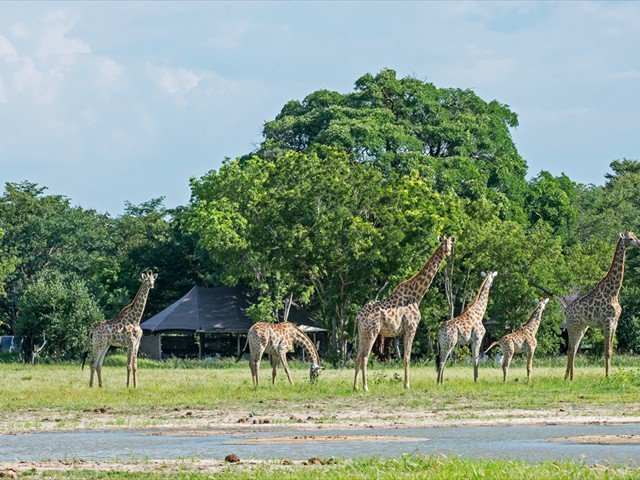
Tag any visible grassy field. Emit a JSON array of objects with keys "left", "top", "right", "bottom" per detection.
[
  {"left": 6, "top": 456, "right": 640, "bottom": 479},
  {"left": 2, "top": 356, "right": 640, "bottom": 478},
  {"left": 0, "top": 354, "right": 639, "bottom": 431}
]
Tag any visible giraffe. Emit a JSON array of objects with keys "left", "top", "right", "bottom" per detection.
[
  {"left": 485, "top": 297, "right": 549, "bottom": 382},
  {"left": 563, "top": 231, "right": 640, "bottom": 380},
  {"left": 353, "top": 236, "right": 455, "bottom": 391},
  {"left": 237, "top": 322, "right": 323, "bottom": 386},
  {"left": 436, "top": 271, "right": 497, "bottom": 384},
  {"left": 81, "top": 270, "right": 157, "bottom": 388}
]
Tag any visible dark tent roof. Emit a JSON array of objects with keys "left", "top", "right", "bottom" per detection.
[{"left": 140, "top": 286, "right": 324, "bottom": 334}]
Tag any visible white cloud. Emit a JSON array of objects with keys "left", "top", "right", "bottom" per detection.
[
  {"left": 13, "top": 57, "right": 44, "bottom": 92},
  {"left": 37, "top": 22, "right": 91, "bottom": 65},
  {"left": 97, "top": 58, "right": 123, "bottom": 82},
  {"left": 147, "top": 64, "right": 204, "bottom": 95},
  {"left": 11, "top": 23, "right": 29, "bottom": 39},
  {"left": 0, "top": 36, "right": 19, "bottom": 63}
]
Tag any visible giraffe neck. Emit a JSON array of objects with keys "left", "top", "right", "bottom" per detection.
[
  {"left": 393, "top": 243, "right": 448, "bottom": 303},
  {"left": 291, "top": 327, "right": 320, "bottom": 367},
  {"left": 463, "top": 277, "right": 493, "bottom": 320},
  {"left": 522, "top": 306, "right": 544, "bottom": 336},
  {"left": 598, "top": 238, "right": 627, "bottom": 299},
  {"left": 126, "top": 280, "right": 152, "bottom": 325}
]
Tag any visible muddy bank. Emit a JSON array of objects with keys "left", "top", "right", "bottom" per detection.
[
  {"left": 1, "top": 404, "right": 639, "bottom": 435},
  {"left": 553, "top": 434, "right": 640, "bottom": 445},
  {"left": 223, "top": 434, "right": 426, "bottom": 445}
]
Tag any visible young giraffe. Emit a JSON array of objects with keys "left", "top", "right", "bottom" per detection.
[
  {"left": 436, "top": 271, "right": 498, "bottom": 384},
  {"left": 485, "top": 297, "right": 550, "bottom": 382},
  {"left": 354, "top": 236, "right": 455, "bottom": 391},
  {"left": 238, "top": 322, "right": 323, "bottom": 386},
  {"left": 563, "top": 231, "right": 640, "bottom": 380},
  {"left": 82, "top": 270, "right": 157, "bottom": 388}
]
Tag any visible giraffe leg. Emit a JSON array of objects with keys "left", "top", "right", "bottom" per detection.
[
  {"left": 126, "top": 347, "right": 133, "bottom": 388},
  {"left": 89, "top": 348, "right": 102, "bottom": 388},
  {"left": 502, "top": 348, "right": 514, "bottom": 383},
  {"left": 97, "top": 348, "right": 108, "bottom": 388},
  {"left": 565, "top": 325, "right": 588, "bottom": 381},
  {"left": 402, "top": 328, "right": 417, "bottom": 389},
  {"left": 471, "top": 334, "right": 484, "bottom": 383},
  {"left": 354, "top": 332, "right": 377, "bottom": 392},
  {"left": 132, "top": 340, "right": 141, "bottom": 388},
  {"left": 526, "top": 347, "right": 535, "bottom": 381},
  {"left": 250, "top": 357, "right": 259, "bottom": 387},
  {"left": 437, "top": 329, "right": 457, "bottom": 384},
  {"left": 249, "top": 358, "right": 257, "bottom": 386},
  {"left": 270, "top": 354, "right": 280, "bottom": 384},
  {"left": 437, "top": 345, "right": 454, "bottom": 384},
  {"left": 279, "top": 351, "right": 294, "bottom": 385},
  {"left": 604, "top": 323, "right": 615, "bottom": 378}
]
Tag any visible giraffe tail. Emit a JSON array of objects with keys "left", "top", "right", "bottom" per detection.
[
  {"left": 435, "top": 341, "right": 441, "bottom": 372},
  {"left": 236, "top": 335, "right": 250, "bottom": 363},
  {"left": 80, "top": 332, "right": 93, "bottom": 370},
  {"left": 80, "top": 350, "right": 89, "bottom": 370},
  {"left": 484, "top": 341, "right": 498, "bottom": 355}
]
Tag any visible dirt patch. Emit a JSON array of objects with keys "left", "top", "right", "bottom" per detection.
[
  {"left": 224, "top": 434, "right": 428, "bottom": 445},
  {"left": 550, "top": 434, "right": 640, "bottom": 445},
  {"left": 1, "top": 404, "right": 639, "bottom": 435}
]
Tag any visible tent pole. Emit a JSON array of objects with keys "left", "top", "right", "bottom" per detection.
[
  {"left": 236, "top": 334, "right": 241, "bottom": 357},
  {"left": 199, "top": 332, "right": 205, "bottom": 359}
]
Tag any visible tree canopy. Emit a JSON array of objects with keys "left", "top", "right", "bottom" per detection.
[{"left": 2, "top": 69, "right": 639, "bottom": 364}]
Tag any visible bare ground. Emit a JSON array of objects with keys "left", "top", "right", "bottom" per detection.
[
  {"left": 551, "top": 434, "right": 640, "bottom": 445},
  {"left": 1, "top": 402, "right": 639, "bottom": 435}
]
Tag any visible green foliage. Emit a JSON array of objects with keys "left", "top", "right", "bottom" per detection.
[
  {"left": 261, "top": 69, "right": 527, "bottom": 203},
  {"left": 0, "top": 182, "right": 118, "bottom": 329},
  {"left": 14, "top": 271, "right": 102, "bottom": 360},
  {"left": 0, "top": 227, "right": 17, "bottom": 303},
  {"left": 4, "top": 72, "right": 640, "bottom": 366},
  {"left": 189, "top": 148, "right": 466, "bottom": 358}
]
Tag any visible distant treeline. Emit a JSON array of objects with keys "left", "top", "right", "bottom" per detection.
[{"left": 1, "top": 69, "right": 639, "bottom": 363}]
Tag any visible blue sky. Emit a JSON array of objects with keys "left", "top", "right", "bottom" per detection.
[{"left": 1, "top": 1, "right": 639, "bottom": 214}]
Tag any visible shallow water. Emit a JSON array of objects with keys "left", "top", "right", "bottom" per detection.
[{"left": 1, "top": 424, "right": 640, "bottom": 464}]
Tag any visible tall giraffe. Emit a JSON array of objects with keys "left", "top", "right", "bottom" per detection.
[
  {"left": 237, "top": 322, "right": 323, "bottom": 386},
  {"left": 436, "top": 271, "right": 497, "bottom": 384},
  {"left": 563, "top": 231, "right": 639, "bottom": 380},
  {"left": 485, "top": 297, "right": 549, "bottom": 382},
  {"left": 82, "top": 270, "right": 157, "bottom": 387},
  {"left": 353, "top": 236, "right": 455, "bottom": 391}
]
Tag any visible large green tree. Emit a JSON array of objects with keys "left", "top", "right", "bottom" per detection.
[
  {"left": 260, "top": 69, "right": 528, "bottom": 214},
  {"left": 0, "top": 182, "right": 118, "bottom": 330},
  {"left": 190, "top": 148, "right": 465, "bottom": 360},
  {"left": 15, "top": 271, "right": 102, "bottom": 361}
]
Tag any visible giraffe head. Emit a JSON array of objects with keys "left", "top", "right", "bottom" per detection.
[
  {"left": 310, "top": 364, "right": 324, "bottom": 383},
  {"left": 536, "top": 297, "right": 550, "bottom": 312},
  {"left": 141, "top": 269, "right": 158, "bottom": 289},
  {"left": 481, "top": 270, "right": 498, "bottom": 285},
  {"left": 620, "top": 231, "right": 640, "bottom": 248},
  {"left": 438, "top": 236, "right": 456, "bottom": 257}
]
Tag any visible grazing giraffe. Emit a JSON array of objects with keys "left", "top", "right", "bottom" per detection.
[
  {"left": 563, "top": 231, "right": 640, "bottom": 380},
  {"left": 353, "top": 236, "right": 455, "bottom": 391},
  {"left": 485, "top": 297, "right": 550, "bottom": 382},
  {"left": 436, "top": 271, "right": 498, "bottom": 384},
  {"left": 238, "top": 322, "right": 323, "bottom": 386},
  {"left": 82, "top": 270, "right": 157, "bottom": 388}
]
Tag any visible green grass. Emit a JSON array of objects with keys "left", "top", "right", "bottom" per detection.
[
  {"left": 0, "top": 354, "right": 639, "bottom": 422},
  {"left": 11, "top": 456, "right": 640, "bottom": 479}
]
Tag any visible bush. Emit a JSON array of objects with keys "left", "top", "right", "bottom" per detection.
[{"left": 15, "top": 271, "right": 102, "bottom": 361}]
